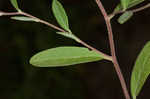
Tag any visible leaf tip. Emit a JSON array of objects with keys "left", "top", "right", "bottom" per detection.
[{"left": 29, "top": 55, "right": 39, "bottom": 67}]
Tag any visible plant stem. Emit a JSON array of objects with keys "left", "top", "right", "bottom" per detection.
[
  {"left": 131, "top": 3, "right": 150, "bottom": 13},
  {"left": 20, "top": 11, "right": 66, "bottom": 33},
  {"left": 77, "top": 38, "right": 112, "bottom": 61},
  {"left": 0, "top": 11, "right": 20, "bottom": 16},
  {"left": 109, "top": 3, "right": 150, "bottom": 18},
  {"left": 95, "top": 0, "right": 131, "bottom": 99},
  {"left": 0, "top": 10, "right": 112, "bottom": 61}
]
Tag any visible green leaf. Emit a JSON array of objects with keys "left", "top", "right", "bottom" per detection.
[
  {"left": 118, "top": 11, "right": 133, "bottom": 24},
  {"left": 11, "top": 16, "right": 39, "bottom": 22},
  {"left": 10, "top": 0, "right": 20, "bottom": 11},
  {"left": 113, "top": 4, "right": 123, "bottom": 13},
  {"left": 121, "top": 0, "right": 130, "bottom": 10},
  {"left": 131, "top": 42, "right": 150, "bottom": 98},
  {"left": 30, "top": 47, "right": 104, "bottom": 67},
  {"left": 128, "top": 0, "right": 145, "bottom": 9},
  {"left": 52, "top": 0, "right": 71, "bottom": 32},
  {"left": 114, "top": 0, "right": 145, "bottom": 12},
  {"left": 56, "top": 32, "right": 80, "bottom": 42}
]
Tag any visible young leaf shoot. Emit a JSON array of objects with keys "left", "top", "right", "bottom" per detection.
[
  {"left": 11, "top": 16, "right": 39, "bottom": 22},
  {"left": 114, "top": 0, "right": 145, "bottom": 12},
  {"left": 128, "top": 0, "right": 145, "bottom": 9}
]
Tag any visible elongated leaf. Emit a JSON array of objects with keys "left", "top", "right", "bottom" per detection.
[
  {"left": 11, "top": 16, "right": 39, "bottom": 22},
  {"left": 118, "top": 11, "right": 133, "bottom": 24},
  {"left": 52, "top": 0, "right": 71, "bottom": 32},
  {"left": 30, "top": 47, "right": 104, "bottom": 67},
  {"left": 131, "top": 42, "right": 150, "bottom": 99},
  {"left": 56, "top": 32, "right": 80, "bottom": 42},
  {"left": 10, "top": 0, "right": 20, "bottom": 11}
]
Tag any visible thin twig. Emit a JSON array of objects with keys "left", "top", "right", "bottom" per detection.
[
  {"left": 109, "top": 3, "right": 150, "bottom": 18},
  {"left": 0, "top": 11, "right": 66, "bottom": 32},
  {"left": 95, "top": 0, "right": 131, "bottom": 99},
  {"left": 0, "top": 11, "right": 20, "bottom": 16},
  {"left": 0, "top": 10, "right": 112, "bottom": 61},
  {"left": 131, "top": 3, "right": 150, "bottom": 13},
  {"left": 20, "top": 11, "right": 66, "bottom": 32},
  {"left": 77, "top": 39, "right": 112, "bottom": 61}
]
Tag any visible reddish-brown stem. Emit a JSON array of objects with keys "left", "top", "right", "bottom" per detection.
[
  {"left": 77, "top": 39, "right": 112, "bottom": 61},
  {"left": 0, "top": 11, "right": 20, "bottom": 16},
  {"left": 0, "top": 10, "right": 112, "bottom": 61},
  {"left": 0, "top": 11, "right": 66, "bottom": 32},
  {"left": 95, "top": 0, "right": 131, "bottom": 99},
  {"left": 20, "top": 12, "right": 66, "bottom": 32}
]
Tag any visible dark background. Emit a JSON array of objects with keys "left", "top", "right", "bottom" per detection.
[{"left": 0, "top": 0, "right": 150, "bottom": 99}]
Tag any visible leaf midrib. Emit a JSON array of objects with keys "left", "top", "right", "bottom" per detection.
[{"left": 34, "top": 54, "right": 101, "bottom": 62}]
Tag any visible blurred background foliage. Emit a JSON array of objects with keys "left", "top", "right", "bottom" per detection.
[{"left": 0, "top": 0, "right": 150, "bottom": 99}]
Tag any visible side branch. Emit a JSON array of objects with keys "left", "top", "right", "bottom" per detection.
[
  {"left": 0, "top": 10, "right": 112, "bottom": 61},
  {"left": 109, "top": 3, "right": 150, "bottom": 17},
  {"left": 131, "top": 3, "right": 150, "bottom": 13}
]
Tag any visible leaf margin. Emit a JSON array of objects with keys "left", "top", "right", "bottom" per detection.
[
  {"left": 29, "top": 46, "right": 104, "bottom": 67},
  {"left": 131, "top": 41, "right": 150, "bottom": 98},
  {"left": 52, "top": 0, "right": 71, "bottom": 32}
]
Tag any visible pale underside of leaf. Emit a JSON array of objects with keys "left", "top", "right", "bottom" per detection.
[
  {"left": 11, "top": 16, "right": 39, "bottom": 22},
  {"left": 131, "top": 42, "right": 150, "bottom": 98},
  {"left": 30, "top": 47, "right": 104, "bottom": 67},
  {"left": 118, "top": 11, "right": 133, "bottom": 24}
]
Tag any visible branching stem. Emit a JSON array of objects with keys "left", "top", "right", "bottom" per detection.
[
  {"left": 109, "top": 3, "right": 150, "bottom": 19},
  {"left": 0, "top": 10, "right": 112, "bottom": 61},
  {"left": 95, "top": 0, "right": 131, "bottom": 99},
  {"left": 3, "top": 1, "right": 149, "bottom": 98},
  {"left": 131, "top": 3, "right": 150, "bottom": 13}
]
